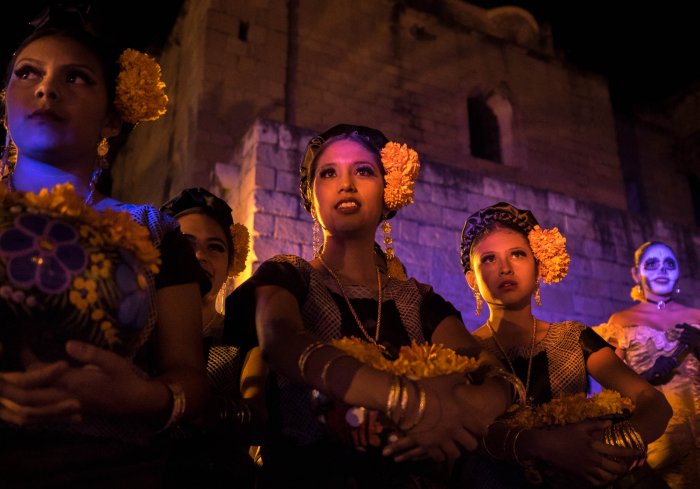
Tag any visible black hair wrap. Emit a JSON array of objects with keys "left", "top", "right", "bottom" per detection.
[{"left": 460, "top": 202, "right": 538, "bottom": 273}]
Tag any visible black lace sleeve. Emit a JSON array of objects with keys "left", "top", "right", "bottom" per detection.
[
  {"left": 579, "top": 326, "right": 614, "bottom": 362},
  {"left": 222, "top": 258, "right": 308, "bottom": 351},
  {"left": 419, "top": 286, "right": 463, "bottom": 340}
]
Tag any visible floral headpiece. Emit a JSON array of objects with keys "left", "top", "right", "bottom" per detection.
[
  {"left": 527, "top": 225, "right": 570, "bottom": 284},
  {"left": 381, "top": 142, "right": 421, "bottom": 211},
  {"left": 114, "top": 49, "right": 168, "bottom": 124},
  {"left": 230, "top": 222, "right": 250, "bottom": 277},
  {"left": 460, "top": 202, "right": 570, "bottom": 283}
]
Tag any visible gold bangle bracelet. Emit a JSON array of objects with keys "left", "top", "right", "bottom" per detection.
[
  {"left": 157, "top": 381, "right": 186, "bottom": 432},
  {"left": 298, "top": 341, "right": 327, "bottom": 382},
  {"left": 401, "top": 381, "right": 427, "bottom": 432},
  {"left": 320, "top": 354, "right": 353, "bottom": 396}
]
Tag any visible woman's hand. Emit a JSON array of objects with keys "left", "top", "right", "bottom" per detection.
[
  {"left": 0, "top": 344, "right": 81, "bottom": 426},
  {"left": 56, "top": 340, "right": 168, "bottom": 417},
  {"left": 384, "top": 374, "right": 491, "bottom": 463},
  {"left": 676, "top": 323, "right": 700, "bottom": 358},
  {"left": 529, "top": 420, "right": 638, "bottom": 486}
]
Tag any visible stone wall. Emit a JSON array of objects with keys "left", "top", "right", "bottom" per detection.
[
  {"left": 114, "top": 0, "right": 628, "bottom": 214},
  {"left": 215, "top": 119, "right": 700, "bottom": 331}
]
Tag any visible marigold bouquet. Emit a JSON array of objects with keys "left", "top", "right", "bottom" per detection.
[
  {"left": 503, "top": 389, "right": 634, "bottom": 429},
  {"left": 313, "top": 337, "right": 482, "bottom": 448},
  {"left": 0, "top": 184, "right": 160, "bottom": 366}
]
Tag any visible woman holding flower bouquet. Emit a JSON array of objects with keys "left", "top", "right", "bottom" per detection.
[
  {"left": 459, "top": 203, "right": 671, "bottom": 488},
  {"left": 598, "top": 241, "right": 700, "bottom": 489},
  {"left": 0, "top": 6, "right": 207, "bottom": 487},
  {"left": 225, "top": 123, "right": 515, "bottom": 488}
]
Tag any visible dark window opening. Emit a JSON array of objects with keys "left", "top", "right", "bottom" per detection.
[
  {"left": 238, "top": 21, "right": 249, "bottom": 42},
  {"left": 468, "top": 96, "right": 501, "bottom": 163}
]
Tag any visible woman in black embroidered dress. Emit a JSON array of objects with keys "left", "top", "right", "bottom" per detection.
[
  {"left": 226, "top": 124, "right": 516, "bottom": 488},
  {"left": 459, "top": 202, "right": 671, "bottom": 488},
  {"left": 0, "top": 6, "right": 207, "bottom": 487}
]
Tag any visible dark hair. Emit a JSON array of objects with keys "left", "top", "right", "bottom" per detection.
[
  {"left": 160, "top": 187, "right": 235, "bottom": 269},
  {"left": 299, "top": 123, "right": 397, "bottom": 218},
  {"left": 633, "top": 241, "right": 675, "bottom": 268},
  {"left": 460, "top": 202, "right": 539, "bottom": 273}
]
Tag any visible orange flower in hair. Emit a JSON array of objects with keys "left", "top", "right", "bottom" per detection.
[
  {"left": 230, "top": 222, "right": 250, "bottom": 277},
  {"left": 381, "top": 142, "right": 420, "bottom": 211},
  {"left": 528, "top": 225, "right": 570, "bottom": 284},
  {"left": 115, "top": 49, "right": 168, "bottom": 124}
]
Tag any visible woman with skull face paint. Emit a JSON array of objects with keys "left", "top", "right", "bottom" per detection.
[{"left": 600, "top": 241, "right": 700, "bottom": 488}]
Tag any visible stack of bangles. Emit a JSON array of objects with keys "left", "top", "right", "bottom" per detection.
[
  {"left": 386, "top": 376, "right": 427, "bottom": 431},
  {"left": 483, "top": 365, "right": 528, "bottom": 407},
  {"left": 603, "top": 420, "right": 647, "bottom": 462}
]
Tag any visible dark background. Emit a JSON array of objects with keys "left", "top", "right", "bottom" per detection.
[{"left": 2, "top": 1, "right": 697, "bottom": 111}]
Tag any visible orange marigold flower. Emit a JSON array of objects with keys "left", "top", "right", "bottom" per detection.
[
  {"left": 115, "top": 49, "right": 168, "bottom": 124},
  {"left": 528, "top": 225, "right": 570, "bottom": 284},
  {"left": 380, "top": 142, "right": 421, "bottom": 211},
  {"left": 231, "top": 222, "right": 250, "bottom": 277}
]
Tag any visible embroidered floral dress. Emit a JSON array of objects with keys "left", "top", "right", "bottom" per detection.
[
  {"left": 598, "top": 322, "right": 700, "bottom": 489},
  {"left": 0, "top": 197, "right": 201, "bottom": 486}
]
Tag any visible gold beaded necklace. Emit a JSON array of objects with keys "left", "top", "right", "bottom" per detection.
[
  {"left": 486, "top": 315, "right": 538, "bottom": 400},
  {"left": 318, "top": 254, "right": 383, "bottom": 348}
]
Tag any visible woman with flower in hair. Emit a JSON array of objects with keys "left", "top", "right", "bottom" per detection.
[
  {"left": 598, "top": 241, "right": 700, "bottom": 488},
  {"left": 459, "top": 202, "right": 671, "bottom": 488},
  {"left": 161, "top": 187, "right": 266, "bottom": 487},
  {"left": 225, "top": 123, "right": 516, "bottom": 488},
  {"left": 0, "top": 6, "right": 207, "bottom": 487}
]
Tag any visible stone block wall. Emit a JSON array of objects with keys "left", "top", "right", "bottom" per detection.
[
  {"left": 114, "top": 0, "right": 629, "bottom": 217},
  {"left": 216, "top": 119, "right": 700, "bottom": 332}
]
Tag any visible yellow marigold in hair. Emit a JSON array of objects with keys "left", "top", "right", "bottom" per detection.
[
  {"left": 528, "top": 225, "right": 570, "bottom": 284},
  {"left": 115, "top": 49, "right": 168, "bottom": 124},
  {"left": 231, "top": 222, "right": 250, "bottom": 277},
  {"left": 380, "top": 142, "right": 420, "bottom": 211}
]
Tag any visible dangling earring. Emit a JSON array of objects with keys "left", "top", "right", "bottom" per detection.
[
  {"left": 85, "top": 138, "right": 110, "bottom": 205},
  {"left": 383, "top": 218, "right": 406, "bottom": 280},
  {"left": 97, "top": 137, "right": 109, "bottom": 159},
  {"left": 1, "top": 131, "right": 17, "bottom": 185},
  {"left": 473, "top": 289, "right": 483, "bottom": 316},
  {"left": 312, "top": 218, "right": 321, "bottom": 258},
  {"left": 534, "top": 280, "right": 542, "bottom": 307},
  {"left": 215, "top": 276, "right": 234, "bottom": 315},
  {"left": 675, "top": 283, "right": 681, "bottom": 295}
]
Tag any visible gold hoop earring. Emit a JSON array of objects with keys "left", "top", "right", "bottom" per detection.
[
  {"left": 473, "top": 289, "right": 483, "bottom": 316},
  {"left": 534, "top": 281, "right": 542, "bottom": 307}
]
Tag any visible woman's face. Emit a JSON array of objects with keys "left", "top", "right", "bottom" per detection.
[
  {"left": 634, "top": 243, "right": 679, "bottom": 298},
  {"left": 178, "top": 213, "right": 230, "bottom": 302},
  {"left": 4, "top": 35, "right": 119, "bottom": 166},
  {"left": 467, "top": 227, "right": 538, "bottom": 309},
  {"left": 311, "top": 139, "right": 385, "bottom": 238}
]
